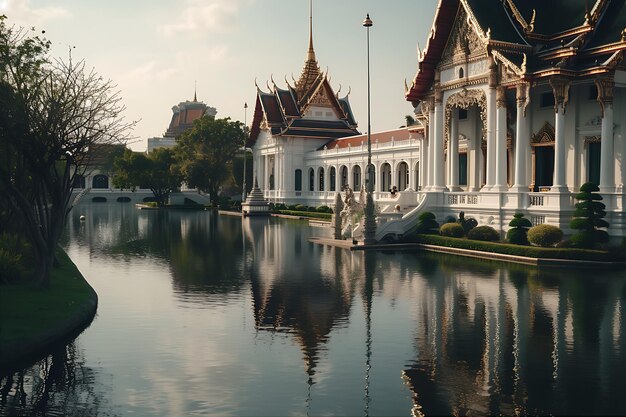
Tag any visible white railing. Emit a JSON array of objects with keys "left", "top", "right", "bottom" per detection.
[
  {"left": 529, "top": 194, "right": 545, "bottom": 206},
  {"left": 446, "top": 193, "right": 480, "bottom": 206}
]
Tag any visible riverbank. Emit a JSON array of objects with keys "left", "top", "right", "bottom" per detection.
[{"left": 0, "top": 249, "right": 98, "bottom": 371}]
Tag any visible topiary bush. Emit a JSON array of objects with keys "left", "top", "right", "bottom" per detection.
[
  {"left": 440, "top": 222, "right": 465, "bottom": 238},
  {"left": 294, "top": 204, "right": 307, "bottom": 212},
  {"left": 457, "top": 211, "right": 477, "bottom": 234},
  {"left": 527, "top": 224, "right": 563, "bottom": 247},
  {"left": 569, "top": 182, "right": 609, "bottom": 248},
  {"left": 317, "top": 205, "right": 333, "bottom": 214},
  {"left": 507, "top": 213, "right": 532, "bottom": 245},
  {"left": 288, "top": 204, "right": 298, "bottom": 211},
  {"left": 416, "top": 211, "right": 440, "bottom": 234},
  {"left": 443, "top": 215, "right": 457, "bottom": 224},
  {"left": 467, "top": 225, "right": 500, "bottom": 242}
]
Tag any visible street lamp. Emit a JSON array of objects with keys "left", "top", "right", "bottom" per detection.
[
  {"left": 242, "top": 102, "right": 249, "bottom": 202},
  {"left": 362, "top": 13, "right": 377, "bottom": 245}
]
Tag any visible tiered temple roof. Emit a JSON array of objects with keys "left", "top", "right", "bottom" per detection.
[
  {"left": 164, "top": 92, "right": 217, "bottom": 138},
  {"left": 406, "top": 0, "right": 626, "bottom": 104},
  {"left": 248, "top": 8, "right": 359, "bottom": 147}
]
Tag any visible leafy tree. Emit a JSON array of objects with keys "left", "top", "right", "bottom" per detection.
[
  {"left": 507, "top": 213, "right": 532, "bottom": 245},
  {"left": 570, "top": 182, "right": 609, "bottom": 248},
  {"left": 174, "top": 117, "right": 245, "bottom": 205},
  {"left": 113, "top": 148, "right": 182, "bottom": 207},
  {"left": 0, "top": 16, "right": 134, "bottom": 287}
]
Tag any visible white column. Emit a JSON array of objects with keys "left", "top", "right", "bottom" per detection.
[
  {"left": 419, "top": 135, "right": 428, "bottom": 191},
  {"left": 512, "top": 83, "right": 529, "bottom": 192},
  {"left": 485, "top": 60, "right": 497, "bottom": 190},
  {"left": 427, "top": 103, "right": 435, "bottom": 190},
  {"left": 494, "top": 87, "right": 508, "bottom": 191},
  {"left": 432, "top": 89, "right": 447, "bottom": 191},
  {"left": 469, "top": 107, "right": 481, "bottom": 191},
  {"left": 448, "top": 108, "right": 461, "bottom": 191},
  {"left": 550, "top": 77, "right": 571, "bottom": 193},
  {"left": 597, "top": 77, "right": 615, "bottom": 193}
]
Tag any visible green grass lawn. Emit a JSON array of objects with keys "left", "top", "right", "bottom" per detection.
[{"left": 0, "top": 249, "right": 96, "bottom": 349}]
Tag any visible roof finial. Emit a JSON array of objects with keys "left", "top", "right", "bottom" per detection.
[
  {"left": 193, "top": 80, "right": 197, "bottom": 102},
  {"left": 307, "top": 0, "right": 316, "bottom": 62}
]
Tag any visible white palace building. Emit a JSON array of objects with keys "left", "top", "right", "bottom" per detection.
[{"left": 250, "top": 0, "right": 626, "bottom": 241}]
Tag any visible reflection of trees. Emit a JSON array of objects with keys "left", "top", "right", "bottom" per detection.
[
  {"left": 402, "top": 260, "right": 626, "bottom": 416},
  {"left": 0, "top": 343, "right": 104, "bottom": 417}
]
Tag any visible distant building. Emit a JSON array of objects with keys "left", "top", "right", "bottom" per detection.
[{"left": 147, "top": 92, "right": 217, "bottom": 153}]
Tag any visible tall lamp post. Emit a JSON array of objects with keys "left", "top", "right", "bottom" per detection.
[
  {"left": 363, "top": 13, "right": 377, "bottom": 245},
  {"left": 242, "top": 102, "right": 249, "bottom": 202}
]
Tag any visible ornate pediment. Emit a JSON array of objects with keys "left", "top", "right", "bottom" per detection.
[
  {"left": 308, "top": 88, "right": 333, "bottom": 107},
  {"left": 440, "top": 7, "right": 485, "bottom": 68},
  {"left": 531, "top": 121, "right": 555, "bottom": 144},
  {"left": 444, "top": 89, "right": 487, "bottom": 141}
]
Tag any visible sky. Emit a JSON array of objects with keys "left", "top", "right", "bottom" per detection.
[{"left": 1, "top": 0, "right": 439, "bottom": 151}]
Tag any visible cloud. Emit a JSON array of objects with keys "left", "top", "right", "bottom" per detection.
[
  {"left": 160, "top": 0, "right": 241, "bottom": 37},
  {"left": 0, "top": 0, "right": 70, "bottom": 27}
]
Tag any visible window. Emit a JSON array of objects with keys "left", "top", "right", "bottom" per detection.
[
  {"left": 589, "top": 84, "right": 598, "bottom": 101},
  {"left": 92, "top": 174, "right": 109, "bottom": 189},
  {"left": 318, "top": 168, "right": 325, "bottom": 191},
  {"left": 458, "top": 67, "right": 464, "bottom": 78},
  {"left": 295, "top": 169, "right": 302, "bottom": 191},
  {"left": 459, "top": 153, "right": 468, "bottom": 186},
  {"left": 309, "top": 168, "right": 314, "bottom": 191},
  {"left": 540, "top": 92, "right": 555, "bottom": 108},
  {"left": 459, "top": 109, "right": 468, "bottom": 120},
  {"left": 588, "top": 142, "right": 601, "bottom": 185},
  {"left": 330, "top": 167, "right": 336, "bottom": 191},
  {"left": 353, "top": 166, "right": 361, "bottom": 191}
]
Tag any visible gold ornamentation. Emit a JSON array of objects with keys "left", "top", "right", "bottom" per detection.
[
  {"left": 444, "top": 88, "right": 487, "bottom": 141},
  {"left": 585, "top": 135, "right": 602, "bottom": 144},
  {"left": 548, "top": 77, "right": 571, "bottom": 113},
  {"left": 595, "top": 76, "right": 614, "bottom": 117},
  {"left": 531, "top": 121, "right": 555, "bottom": 144},
  {"left": 440, "top": 6, "right": 485, "bottom": 68}
]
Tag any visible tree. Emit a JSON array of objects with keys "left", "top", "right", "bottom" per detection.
[
  {"left": 174, "top": 117, "right": 245, "bottom": 205},
  {"left": 507, "top": 213, "right": 532, "bottom": 245},
  {"left": 113, "top": 148, "right": 182, "bottom": 207},
  {"left": 570, "top": 182, "right": 609, "bottom": 248},
  {"left": 0, "top": 16, "right": 135, "bottom": 287}
]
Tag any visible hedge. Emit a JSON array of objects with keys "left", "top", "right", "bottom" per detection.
[
  {"left": 416, "top": 234, "right": 613, "bottom": 262},
  {"left": 274, "top": 210, "right": 332, "bottom": 220}
]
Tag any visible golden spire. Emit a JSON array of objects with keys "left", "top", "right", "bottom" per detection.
[{"left": 307, "top": 0, "right": 316, "bottom": 62}]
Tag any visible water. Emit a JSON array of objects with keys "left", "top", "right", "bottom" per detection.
[{"left": 1, "top": 203, "right": 626, "bottom": 416}]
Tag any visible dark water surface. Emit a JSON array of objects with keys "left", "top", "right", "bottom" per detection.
[{"left": 2, "top": 203, "right": 626, "bottom": 416}]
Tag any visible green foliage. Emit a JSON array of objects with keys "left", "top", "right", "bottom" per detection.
[
  {"left": 443, "top": 215, "right": 457, "bottom": 224},
  {"left": 416, "top": 211, "right": 439, "bottom": 234},
  {"left": 307, "top": 206, "right": 318, "bottom": 212},
  {"left": 507, "top": 213, "right": 532, "bottom": 245},
  {"left": 0, "top": 233, "right": 31, "bottom": 284},
  {"left": 275, "top": 210, "right": 332, "bottom": 220},
  {"left": 294, "top": 204, "right": 307, "bottom": 211},
  {"left": 174, "top": 117, "right": 245, "bottom": 205},
  {"left": 287, "top": 204, "right": 298, "bottom": 211},
  {"left": 570, "top": 182, "right": 609, "bottom": 248},
  {"left": 457, "top": 211, "right": 477, "bottom": 234},
  {"left": 113, "top": 148, "right": 182, "bottom": 207},
  {"left": 440, "top": 223, "right": 465, "bottom": 238},
  {"left": 317, "top": 205, "right": 333, "bottom": 214},
  {"left": 275, "top": 203, "right": 288, "bottom": 211},
  {"left": 416, "top": 234, "right": 612, "bottom": 262},
  {"left": 528, "top": 224, "right": 563, "bottom": 247},
  {"left": 467, "top": 225, "right": 500, "bottom": 242}
]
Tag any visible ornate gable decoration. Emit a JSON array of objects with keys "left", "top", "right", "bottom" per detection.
[
  {"left": 309, "top": 86, "right": 333, "bottom": 107},
  {"left": 531, "top": 121, "right": 555, "bottom": 144},
  {"left": 440, "top": 7, "right": 485, "bottom": 68}
]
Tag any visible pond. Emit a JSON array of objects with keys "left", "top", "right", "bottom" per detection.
[{"left": 1, "top": 203, "right": 626, "bottom": 416}]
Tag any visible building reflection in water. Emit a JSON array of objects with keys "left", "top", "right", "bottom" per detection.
[{"left": 402, "top": 253, "right": 626, "bottom": 416}]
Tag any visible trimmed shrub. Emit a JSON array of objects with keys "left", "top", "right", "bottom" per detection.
[
  {"left": 440, "top": 222, "right": 465, "bottom": 238},
  {"left": 528, "top": 224, "right": 563, "bottom": 247},
  {"left": 294, "top": 204, "right": 307, "bottom": 212},
  {"left": 275, "top": 210, "right": 332, "bottom": 220},
  {"left": 507, "top": 213, "right": 532, "bottom": 245},
  {"left": 317, "top": 205, "right": 333, "bottom": 214},
  {"left": 416, "top": 211, "right": 439, "bottom": 234},
  {"left": 443, "top": 215, "right": 457, "bottom": 224},
  {"left": 570, "top": 182, "right": 609, "bottom": 248},
  {"left": 457, "top": 211, "right": 477, "bottom": 234},
  {"left": 287, "top": 204, "right": 298, "bottom": 211},
  {"left": 467, "top": 225, "right": 499, "bottom": 242},
  {"left": 275, "top": 203, "right": 287, "bottom": 211},
  {"left": 307, "top": 206, "right": 318, "bottom": 212}
]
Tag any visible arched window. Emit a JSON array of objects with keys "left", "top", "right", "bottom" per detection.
[
  {"left": 353, "top": 166, "right": 362, "bottom": 191},
  {"left": 295, "top": 169, "right": 302, "bottom": 192},
  {"left": 309, "top": 168, "right": 315, "bottom": 191},
  {"left": 380, "top": 163, "right": 391, "bottom": 192},
  {"left": 340, "top": 166, "right": 348, "bottom": 190},
  {"left": 397, "top": 162, "right": 409, "bottom": 190},
  {"left": 318, "top": 167, "right": 325, "bottom": 191},
  {"left": 459, "top": 67, "right": 464, "bottom": 78},
  {"left": 330, "top": 167, "right": 336, "bottom": 191},
  {"left": 92, "top": 174, "right": 109, "bottom": 189}
]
